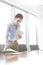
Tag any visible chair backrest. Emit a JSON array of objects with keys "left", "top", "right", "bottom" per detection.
[
  {"left": 0, "top": 45, "right": 5, "bottom": 51},
  {"left": 18, "top": 44, "right": 27, "bottom": 52},
  {"left": 30, "top": 45, "right": 39, "bottom": 51}
]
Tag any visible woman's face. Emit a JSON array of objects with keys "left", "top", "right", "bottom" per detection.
[{"left": 14, "top": 18, "right": 22, "bottom": 26}]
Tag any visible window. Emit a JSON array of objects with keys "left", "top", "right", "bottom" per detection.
[
  {"left": 29, "top": 14, "right": 37, "bottom": 45},
  {"left": 0, "top": 2, "right": 12, "bottom": 44}
]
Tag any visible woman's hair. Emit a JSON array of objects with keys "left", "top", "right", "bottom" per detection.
[{"left": 15, "top": 13, "right": 23, "bottom": 19}]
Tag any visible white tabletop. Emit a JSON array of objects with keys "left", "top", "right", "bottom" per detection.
[{"left": 0, "top": 51, "right": 43, "bottom": 65}]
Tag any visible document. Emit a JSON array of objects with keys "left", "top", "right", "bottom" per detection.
[{"left": 17, "top": 30, "right": 24, "bottom": 36}]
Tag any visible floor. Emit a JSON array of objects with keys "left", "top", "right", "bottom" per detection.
[{"left": 0, "top": 50, "right": 43, "bottom": 65}]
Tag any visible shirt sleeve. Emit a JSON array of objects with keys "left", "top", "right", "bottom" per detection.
[
  {"left": 6, "top": 26, "right": 16, "bottom": 43},
  {"left": 6, "top": 25, "right": 12, "bottom": 42}
]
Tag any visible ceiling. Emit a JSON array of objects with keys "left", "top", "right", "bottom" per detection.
[{"left": 1, "top": 0, "right": 43, "bottom": 16}]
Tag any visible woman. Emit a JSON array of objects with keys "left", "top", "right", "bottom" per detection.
[{"left": 5, "top": 13, "right": 23, "bottom": 51}]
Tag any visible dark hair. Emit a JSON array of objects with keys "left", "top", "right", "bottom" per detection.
[{"left": 15, "top": 13, "right": 23, "bottom": 19}]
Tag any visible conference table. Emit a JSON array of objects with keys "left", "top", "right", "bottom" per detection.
[{"left": 0, "top": 50, "right": 43, "bottom": 65}]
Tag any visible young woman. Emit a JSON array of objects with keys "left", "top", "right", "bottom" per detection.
[{"left": 5, "top": 13, "right": 23, "bottom": 51}]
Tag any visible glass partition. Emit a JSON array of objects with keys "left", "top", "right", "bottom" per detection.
[
  {"left": 29, "top": 14, "right": 37, "bottom": 45},
  {"left": 0, "top": 1, "right": 38, "bottom": 51},
  {"left": 25, "top": 13, "right": 30, "bottom": 51}
]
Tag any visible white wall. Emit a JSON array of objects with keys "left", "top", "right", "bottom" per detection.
[{"left": 37, "top": 16, "right": 43, "bottom": 50}]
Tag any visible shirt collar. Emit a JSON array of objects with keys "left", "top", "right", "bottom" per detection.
[{"left": 11, "top": 21, "right": 20, "bottom": 28}]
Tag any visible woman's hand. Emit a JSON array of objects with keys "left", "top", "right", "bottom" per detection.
[{"left": 16, "top": 34, "right": 22, "bottom": 40}]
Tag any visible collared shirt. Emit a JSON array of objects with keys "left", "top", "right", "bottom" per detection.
[{"left": 6, "top": 22, "right": 20, "bottom": 43}]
